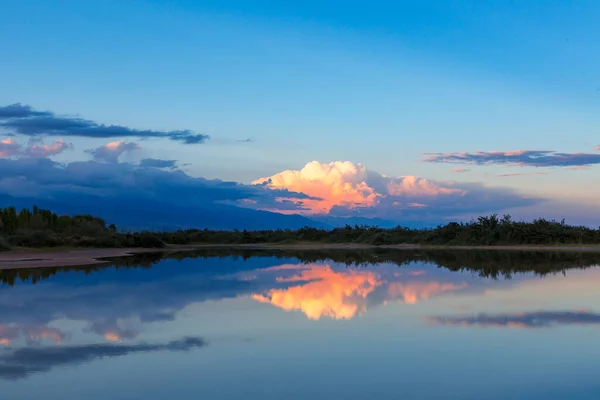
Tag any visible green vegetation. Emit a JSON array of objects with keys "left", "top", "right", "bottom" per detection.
[
  {"left": 0, "top": 206, "right": 166, "bottom": 250},
  {"left": 157, "top": 214, "right": 599, "bottom": 246},
  {"left": 1, "top": 206, "right": 599, "bottom": 251}
]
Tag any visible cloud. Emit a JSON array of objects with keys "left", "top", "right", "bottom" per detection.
[
  {"left": 596, "top": 145, "right": 600, "bottom": 151},
  {"left": 568, "top": 166, "right": 590, "bottom": 170},
  {"left": 496, "top": 172, "right": 549, "bottom": 177},
  {"left": 236, "top": 138, "right": 254, "bottom": 143},
  {"left": 251, "top": 161, "right": 539, "bottom": 220},
  {"left": 0, "top": 337, "right": 205, "bottom": 380},
  {"left": 427, "top": 311, "right": 600, "bottom": 329},
  {"left": 0, "top": 104, "right": 52, "bottom": 119},
  {"left": 0, "top": 157, "right": 314, "bottom": 218},
  {"left": 423, "top": 150, "right": 600, "bottom": 168},
  {"left": 139, "top": 158, "right": 178, "bottom": 170},
  {"left": 451, "top": 168, "right": 470, "bottom": 173},
  {"left": 23, "top": 138, "right": 71, "bottom": 158},
  {"left": 0, "top": 137, "right": 71, "bottom": 158},
  {"left": 0, "top": 103, "right": 209, "bottom": 144},
  {"left": 85, "top": 140, "right": 140, "bottom": 162},
  {"left": 0, "top": 138, "right": 20, "bottom": 157}
]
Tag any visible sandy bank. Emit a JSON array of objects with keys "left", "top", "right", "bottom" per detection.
[
  {"left": 0, "top": 248, "right": 167, "bottom": 270},
  {"left": 2, "top": 243, "right": 600, "bottom": 270}
]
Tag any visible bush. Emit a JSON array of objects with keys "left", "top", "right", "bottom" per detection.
[
  {"left": 131, "top": 232, "right": 166, "bottom": 248},
  {"left": 8, "top": 230, "right": 61, "bottom": 247},
  {"left": 0, "top": 237, "right": 11, "bottom": 251}
]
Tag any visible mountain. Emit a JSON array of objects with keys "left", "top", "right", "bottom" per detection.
[{"left": 0, "top": 194, "right": 330, "bottom": 231}]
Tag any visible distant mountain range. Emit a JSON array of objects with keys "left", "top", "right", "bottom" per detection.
[{"left": 0, "top": 194, "right": 439, "bottom": 231}]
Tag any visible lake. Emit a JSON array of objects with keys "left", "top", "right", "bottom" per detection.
[{"left": 1, "top": 249, "right": 600, "bottom": 399}]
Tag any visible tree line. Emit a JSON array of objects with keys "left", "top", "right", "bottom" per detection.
[{"left": 1, "top": 206, "right": 599, "bottom": 251}]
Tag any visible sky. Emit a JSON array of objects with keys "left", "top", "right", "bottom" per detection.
[{"left": 1, "top": 0, "right": 600, "bottom": 225}]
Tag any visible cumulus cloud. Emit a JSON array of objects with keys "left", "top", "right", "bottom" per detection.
[
  {"left": 139, "top": 158, "right": 178, "bottom": 169},
  {"left": 85, "top": 140, "right": 139, "bottom": 162},
  {"left": 0, "top": 137, "right": 71, "bottom": 158},
  {"left": 427, "top": 310, "right": 600, "bottom": 329},
  {"left": 423, "top": 150, "right": 600, "bottom": 168},
  {"left": 0, "top": 103, "right": 209, "bottom": 144},
  {"left": 251, "top": 161, "right": 539, "bottom": 221}
]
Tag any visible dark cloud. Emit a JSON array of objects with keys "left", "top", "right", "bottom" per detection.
[
  {"left": 427, "top": 310, "right": 600, "bottom": 328},
  {"left": 0, "top": 337, "right": 205, "bottom": 380},
  {"left": 139, "top": 158, "right": 178, "bottom": 169},
  {"left": 0, "top": 103, "right": 209, "bottom": 144},
  {"left": 0, "top": 104, "right": 52, "bottom": 119},
  {"left": 0, "top": 158, "right": 318, "bottom": 227},
  {"left": 423, "top": 150, "right": 600, "bottom": 168},
  {"left": 85, "top": 140, "right": 139, "bottom": 162}
]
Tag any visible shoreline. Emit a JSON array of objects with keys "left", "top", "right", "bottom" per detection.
[{"left": 2, "top": 243, "right": 600, "bottom": 270}]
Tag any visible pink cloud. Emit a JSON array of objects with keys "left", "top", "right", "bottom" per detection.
[
  {"left": 252, "top": 161, "right": 380, "bottom": 214},
  {"left": 86, "top": 140, "right": 140, "bottom": 162},
  {"left": 568, "top": 166, "right": 590, "bottom": 170},
  {"left": 24, "top": 138, "right": 72, "bottom": 158},
  {"left": 250, "top": 160, "right": 538, "bottom": 219},
  {"left": 0, "top": 138, "right": 21, "bottom": 157},
  {"left": 0, "top": 137, "right": 71, "bottom": 158}
]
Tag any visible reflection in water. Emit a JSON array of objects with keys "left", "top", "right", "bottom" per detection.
[
  {"left": 0, "top": 337, "right": 206, "bottom": 380},
  {"left": 249, "top": 263, "right": 470, "bottom": 319},
  {"left": 427, "top": 311, "right": 600, "bottom": 329},
  {"left": 251, "top": 264, "right": 380, "bottom": 320},
  {"left": 1, "top": 250, "right": 600, "bottom": 400},
  {"left": 387, "top": 281, "right": 468, "bottom": 305},
  {"left": 0, "top": 324, "right": 66, "bottom": 346}
]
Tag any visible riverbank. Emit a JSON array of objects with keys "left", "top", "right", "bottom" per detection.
[{"left": 2, "top": 243, "right": 600, "bottom": 270}]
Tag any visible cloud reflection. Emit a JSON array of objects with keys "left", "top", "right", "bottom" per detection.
[
  {"left": 251, "top": 264, "right": 379, "bottom": 320},
  {"left": 0, "top": 324, "right": 66, "bottom": 346},
  {"left": 249, "top": 264, "right": 471, "bottom": 320},
  {"left": 427, "top": 311, "right": 600, "bottom": 328},
  {"left": 0, "top": 337, "right": 206, "bottom": 380}
]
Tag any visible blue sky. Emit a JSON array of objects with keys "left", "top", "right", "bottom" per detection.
[{"left": 1, "top": 0, "right": 599, "bottom": 224}]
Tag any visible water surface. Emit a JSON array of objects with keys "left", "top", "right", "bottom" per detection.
[{"left": 1, "top": 249, "right": 600, "bottom": 400}]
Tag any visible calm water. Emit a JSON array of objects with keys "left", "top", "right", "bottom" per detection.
[{"left": 1, "top": 250, "right": 600, "bottom": 399}]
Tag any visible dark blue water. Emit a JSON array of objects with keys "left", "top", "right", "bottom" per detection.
[{"left": 1, "top": 253, "right": 599, "bottom": 399}]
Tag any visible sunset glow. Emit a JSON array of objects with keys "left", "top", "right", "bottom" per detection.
[
  {"left": 250, "top": 264, "right": 472, "bottom": 319},
  {"left": 251, "top": 264, "right": 380, "bottom": 320}
]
